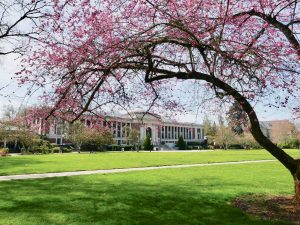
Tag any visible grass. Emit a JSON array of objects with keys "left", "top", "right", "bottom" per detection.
[
  {"left": 0, "top": 161, "right": 296, "bottom": 225},
  {"left": 0, "top": 149, "right": 299, "bottom": 175}
]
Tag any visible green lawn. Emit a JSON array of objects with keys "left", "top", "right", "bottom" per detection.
[
  {"left": 0, "top": 161, "right": 296, "bottom": 225},
  {"left": 0, "top": 149, "right": 299, "bottom": 175}
]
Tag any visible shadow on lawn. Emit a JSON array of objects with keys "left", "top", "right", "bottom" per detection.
[{"left": 0, "top": 175, "right": 294, "bottom": 225}]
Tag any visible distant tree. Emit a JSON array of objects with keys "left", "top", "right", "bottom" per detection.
[
  {"left": 176, "top": 135, "right": 187, "bottom": 150},
  {"left": 2, "top": 105, "right": 17, "bottom": 120},
  {"left": 143, "top": 134, "right": 153, "bottom": 151},
  {"left": 203, "top": 115, "right": 217, "bottom": 144},
  {"left": 227, "top": 101, "right": 248, "bottom": 135},
  {"left": 214, "top": 115, "right": 235, "bottom": 149},
  {"left": 211, "top": 122, "right": 217, "bottom": 136},
  {"left": 0, "top": 117, "right": 39, "bottom": 150},
  {"left": 203, "top": 115, "right": 211, "bottom": 136},
  {"left": 67, "top": 121, "right": 113, "bottom": 152},
  {"left": 66, "top": 121, "right": 85, "bottom": 152},
  {"left": 215, "top": 126, "right": 236, "bottom": 149},
  {"left": 235, "top": 133, "right": 261, "bottom": 149},
  {"left": 128, "top": 128, "right": 140, "bottom": 150}
]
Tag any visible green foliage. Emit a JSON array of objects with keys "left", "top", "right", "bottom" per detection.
[
  {"left": 226, "top": 101, "right": 248, "bottom": 135},
  {"left": 121, "top": 145, "right": 134, "bottom": 151},
  {"left": 51, "top": 146, "right": 61, "bottom": 153},
  {"left": 106, "top": 145, "right": 135, "bottom": 151},
  {"left": 203, "top": 115, "right": 217, "bottom": 144},
  {"left": 143, "top": 134, "right": 153, "bottom": 151},
  {"left": 28, "top": 139, "right": 52, "bottom": 154},
  {"left": 108, "top": 144, "right": 121, "bottom": 151},
  {"left": 278, "top": 137, "right": 300, "bottom": 149},
  {"left": 227, "top": 144, "right": 245, "bottom": 149},
  {"left": 0, "top": 148, "right": 9, "bottom": 156},
  {"left": 67, "top": 121, "right": 114, "bottom": 152},
  {"left": 176, "top": 135, "right": 187, "bottom": 150}
]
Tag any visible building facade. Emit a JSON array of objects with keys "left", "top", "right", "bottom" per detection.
[
  {"left": 32, "top": 112, "right": 205, "bottom": 147},
  {"left": 260, "top": 120, "right": 299, "bottom": 143}
]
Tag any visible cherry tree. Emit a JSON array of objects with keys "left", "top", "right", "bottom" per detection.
[
  {"left": 0, "top": 0, "right": 48, "bottom": 55},
  {"left": 19, "top": 0, "right": 300, "bottom": 199}
]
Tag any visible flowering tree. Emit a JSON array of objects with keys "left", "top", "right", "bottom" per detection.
[
  {"left": 67, "top": 121, "right": 113, "bottom": 152},
  {"left": 19, "top": 0, "right": 300, "bottom": 199},
  {"left": 0, "top": 0, "right": 46, "bottom": 55}
]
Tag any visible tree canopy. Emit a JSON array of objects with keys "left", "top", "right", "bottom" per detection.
[{"left": 12, "top": 0, "right": 300, "bottom": 199}]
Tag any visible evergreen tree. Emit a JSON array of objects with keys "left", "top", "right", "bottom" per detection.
[
  {"left": 176, "top": 135, "right": 187, "bottom": 150},
  {"left": 211, "top": 121, "right": 217, "bottom": 136},
  {"left": 227, "top": 101, "right": 248, "bottom": 135},
  {"left": 143, "top": 134, "right": 153, "bottom": 151}
]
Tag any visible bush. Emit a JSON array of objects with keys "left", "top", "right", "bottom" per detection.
[
  {"left": 0, "top": 148, "right": 9, "bottom": 156},
  {"left": 187, "top": 140, "right": 208, "bottom": 149},
  {"left": 120, "top": 145, "right": 134, "bottom": 151},
  {"left": 278, "top": 137, "right": 300, "bottom": 149},
  {"left": 51, "top": 147, "right": 61, "bottom": 153},
  {"left": 143, "top": 134, "right": 153, "bottom": 151},
  {"left": 61, "top": 147, "right": 73, "bottom": 153},
  {"left": 107, "top": 144, "right": 121, "bottom": 151},
  {"left": 227, "top": 144, "right": 245, "bottom": 149},
  {"left": 176, "top": 136, "right": 187, "bottom": 150},
  {"left": 28, "top": 139, "right": 52, "bottom": 154}
]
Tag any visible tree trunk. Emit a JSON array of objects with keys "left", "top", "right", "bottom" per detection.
[
  {"left": 294, "top": 176, "right": 300, "bottom": 201},
  {"left": 294, "top": 163, "right": 300, "bottom": 201}
]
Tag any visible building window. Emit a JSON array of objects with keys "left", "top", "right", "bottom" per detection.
[
  {"left": 122, "top": 123, "right": 126, "bottom": 138},
  {"left": 56, "top": 138, "right": 61, "bottom": 145},
  {"left": 165, "top": 126, "right": 168, "bottom": 139},
  {"left": 171, "top": 127, "right": 174, "bottom": 139},
  {"left": 117, "top": 122, "right": 121, "bottom": 138},
  {"left": 56, "top": 126, "right": 62, "bottom": 135}
]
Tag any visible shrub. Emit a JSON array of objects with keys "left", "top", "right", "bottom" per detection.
[
  {"left": 107, "top": 144, "right": 121, "bottom": 151},
  {"left": 0, "top": 148, "right": 9, "bottom": 156},
  {"left": 227, "top": 144, "right": 245, "bottom": 150},
  {"left": 278, "top": 137, "right": 300, "bottom": 149},
  {"left": 61, "top": 147, "right": 73, "bottom": 153},
  {"left": 51, "top": 147, "right": 61, "bottom": 153},
  {"left": 28, "top": 139, "right": 52, "bottom": 154},
  {"left": 143, "top": 134, "right": 153, "bottom": 151},
  {"left": 176, "top": 136, "right": 187, "bottom": 150},
  {"left": 187, "top": 140, "right": 208, "bottom": 149},
  {"left": 120, "top": 145, "right": 134, "bottom": 151}
]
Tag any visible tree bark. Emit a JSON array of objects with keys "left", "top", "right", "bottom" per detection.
[{"left": 293, "top": 162, "right": 300, "bottom": 201}]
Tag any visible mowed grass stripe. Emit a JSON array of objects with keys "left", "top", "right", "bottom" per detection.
[{"left": 0, "top": 149, "right": 298, "bottom": 176}]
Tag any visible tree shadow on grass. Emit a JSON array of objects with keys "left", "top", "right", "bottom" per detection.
[{"left": 0, "top": 174, "right": 295, "bottom": 225}]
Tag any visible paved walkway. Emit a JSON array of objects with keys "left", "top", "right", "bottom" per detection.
[{"left": 0, "top": 159, "right": 276, "bottom": 181}]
